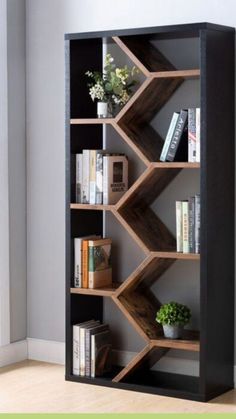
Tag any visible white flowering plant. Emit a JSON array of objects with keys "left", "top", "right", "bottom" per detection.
[{"left": 85, "top": 54, "right": 139, "bottom": 115}]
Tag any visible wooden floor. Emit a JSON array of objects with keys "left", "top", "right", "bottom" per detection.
[{"left": 0, "top": 360, "right": 236, "bottom": 413}]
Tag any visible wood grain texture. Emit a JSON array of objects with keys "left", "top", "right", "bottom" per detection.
[
  {"left": 70, "top": 118, "right": 114, "bottom": 124},
  {"left": 151, "top": 330, "right": 200, "bottom": 352},
  {"left": 70, "top": 283, "right": 120, "bottom": 297},
  {"left": 151, "top": 69, "right": 200, "bottom": 78},
  {"left": 70, "top": 203, "right": 114, "bottom": 211}
]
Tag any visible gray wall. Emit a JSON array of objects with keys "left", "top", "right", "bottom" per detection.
[
  {"left": 25, "top": 0, "right": 236, "bottom": 359},
  {"left": 7, "top": 0, "right": 27, "bottom": 343}
]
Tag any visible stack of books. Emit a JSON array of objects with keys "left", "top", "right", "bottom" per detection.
[
  {"left": 76, "top": 150, "right": 128, "bottom": 205},
  {"left": 160, "top": 108, "right": 200, "bottom": 162},
  {"left": 176, "top": 194, "right": 200, "bottom": 254},
  {"left": 74, "top": 236, "right": 112, "bottom": 289},
  {"left": 73, "top": 320, "right": 112, "bottom": 378}
]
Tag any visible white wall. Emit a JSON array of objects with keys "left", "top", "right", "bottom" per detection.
[{"left": 26, "top": 0, "right": 236, "bottom": 347}]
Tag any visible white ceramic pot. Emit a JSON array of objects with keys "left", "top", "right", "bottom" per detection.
[{"left": 97, "top": 101, "right": 108, "bottom": 118}]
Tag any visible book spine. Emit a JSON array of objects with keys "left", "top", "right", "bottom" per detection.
[
  {"left": 79, "top": 327, "right": 86, "bottom": 376},
  {"left": 89, "top": 150, "right": 96, "bottom": 204},
  {"left": 75, "top": 154, "right": 83, "bottom": 203},
  {"left": 182, "top": 201, "right": 189, "bottom": 253},
  {"left": 96, "top": 152, "right": 103, "bottom": 204},
  {"left": 82, "top": 240, "right": 89, "bottom": 288},
  {"left": 160, "top": 112, "right": 179, "bottom": 161},
  {"left": 103, "top": 156, "right": 109, "bottom": 205},
  {"left": 176, "top": 201, "right": 183, "bottom": 252},
  {"left": 188, "top": 108, "right": 196, "bottom": 163},
  {"left": 188, "top": 196, "right": 195, "bottom": 253},
  {"left": 74, "top": 238, "right": 82, "bottom": 287},
  {"left": 166, "top": 110, "right": 188, "bottom": 162},
  {"left": 195, "top": 194, "right": 200, "bottom": 253},
  {"left": 91, "top": 335, "right": 95, "bottom": 378},
  {"left": 88, "top": 245, "right": 94, "bottom": 289},
  {"left": 196, "top": 108, "right": 200, "bottom": 163},
  {"left": 85, "top": 329, "right": 91, "bottom": 377},
  {"left": 82, "top": 150, "right": 90, "bottom": 204},
  {"left": 72, "top": 325, "right": 80, "bottom": 375}
]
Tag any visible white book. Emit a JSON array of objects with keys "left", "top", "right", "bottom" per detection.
[
  {"left": 76, "top": 154, "right": 83, "bottom": 203},
  {"left": 82, "top": 149, "right": 90, "bottom": 204},
  {"left": 195, "top": 194, "right": 200, "bottom": 253},
  {"left": 188, "top": 108, "right": 196, "bottom": 162},
  {"left": 79, "top": 320, "right": 99, "bottom": 376},
  {"left": 89, "top": 150, "right": 96, "bottom": 204},
  {"left": 72, "top": 320, "right": 96, "bottom": 376},
  {"left": 196, "top": 108, "right": 200, "bottom": 163},
  {"left": 160, "top": 112, "right": 179, "bottom": 162},
  {"left": 103, "top": 155, "right": 128, "bottom": 205},
  {"left": 74, "top": 235, "right": 101, "bottom": 287},
  {"left": 182, "top": 201, "right": 189, "bottom": 253},
  {"left": 176, "top": 201, "right": 183, "bottom": 252},
  {"left": 96, "top": 151, "right": 103, "bottom": 204}
]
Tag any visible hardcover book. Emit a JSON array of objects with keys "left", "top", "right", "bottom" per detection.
[
  {"left": 91, "top": 329, "right": 112, "bottom": 378},
  {"left": 182, "top": 200, "right": 189, "bottom": 253},
  {"left": 103, "top": 155, "right": 128, "bottom": 204},
  {"left": 75, "top": 153, "right": 83, "bottom": 203},
  {"left": 88, "top": 238, "right": 112, "bottom": 289},
  {"left": 79, "top": 320, "right": 100, "bottom": 376},
  {"left": 160, "top": 112, "right": 179, "bottom": 162},
  {"left": 188, "top": 196, "right": 195, "bottom": 253},
  {"left": 82, "top": 149, "right": 90, "bottom": 204},
  {"left": 176, "top": 201, "right": 183, "bottom": 252},
  {"left": 89, "top": 150, "right": 96, "bottom": 204},
  {"left": 196, "top": 108, "right": 201, "bottom": 163},
  {"left": 73, "top": 320, "right": 96, "bottom": 376},
  {"left": 166, "top": 109, "right": 188, "bottom": 162},
  {"left": 195, "top": 194, "right": 200, "bottom": 253},
  {"left": 85, "top": 323, "right": 109, "bottom": 377},
  {"left": 96, "top": 151, "right": 104, "bottom": 204},
  {"left": 188, "top": 108, "right": 196, "bottom": 162},
  {"left": 74, "top": 235, "right": 101, "bottom": 288}
]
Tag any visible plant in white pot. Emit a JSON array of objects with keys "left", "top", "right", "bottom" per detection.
[{"left": 156, "top": 301, "right": 191, "bottom": 339}]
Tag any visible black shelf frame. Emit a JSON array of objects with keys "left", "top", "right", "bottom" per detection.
[{"left": 65, "top": 22, "right": 235, "bottom": 402}]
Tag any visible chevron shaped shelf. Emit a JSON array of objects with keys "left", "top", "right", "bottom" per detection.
[{"left": 66, "top": 23, "right": 235, "bottom": 402}]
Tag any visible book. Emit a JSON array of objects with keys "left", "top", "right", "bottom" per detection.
[
  {"left": 166, "top": 109, "right": 188, "bottom": 162},
  {"left": 91, "top": 329, "right": 112, "bottom": 378},
  {"left": 85, "top": 323, "right": 109, "bottom": 377},
  {"left": 89, "top": 150, "right": 96, "bottom": 204},
  {"left": 182, "top": 201, "right": 189, "bottom": 253},
  {"left": 103, "top": 155, "right": 128, "bottom": 204},
  {"left": 188, "top": 108, "right": 196, "bottom": 162},
  {"left": 96, "top": 151, "right": 104, "bottom": 204},
  {"left": 160, "top": 112, "right": 179, "bottom": 162},
  {"left": 195, "top": 194, "right": 200, "bottom": 253},
  {"left": 196, "top": 108, "right": 200, "bottom": 163},
  {"left": 188, "top": 196, "right": 195, "bottom": 253},
  {"left": 82, "top": 239, "right": 89, "bottom": 288},
  {"left": 82, "top": 149, "right": 90, "bottom": 204},
  {"left": 75, "top": 153, "right": 83, "bottom": 203},
  {"left": 176, "top": 201, "right": 183, "bottom": 252},
  {"left": 74, "top": 235, "right": 101, "bottom": 288},
  {"left": 73, "top": 320, "right": 96, "bottom": 375},
  {"left": 88, "top": 238, "right": 112, "bottom": 289},
  {"left": 79, "top": 320, "right": 100, "bottom": 376}
]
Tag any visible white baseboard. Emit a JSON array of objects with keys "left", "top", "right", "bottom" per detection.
[
  {"left": 0, "top": 340, "right": 27, "bottom": 367},
  {"left": 27, "top": 338, "right": 65, "bottom": 365}
]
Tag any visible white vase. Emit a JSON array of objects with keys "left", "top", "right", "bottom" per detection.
[{"left": 97, "top": 101, "right": 108, "bottom": 118}]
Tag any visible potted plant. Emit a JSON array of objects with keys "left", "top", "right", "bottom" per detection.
[
  {"left": 85, "top": 53, "right": 139, "bottom": 118},
  {"left": 156, "top": 301, "right": 191, "bottom": 339}
]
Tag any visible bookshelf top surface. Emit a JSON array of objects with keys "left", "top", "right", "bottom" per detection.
[{"left": 65, "top": 22, "right": 235, "bottom": 41}]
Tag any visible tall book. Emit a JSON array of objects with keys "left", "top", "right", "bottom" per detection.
[
  {"left": 188, "top": 196, "right": 195, "bottom": 253},
  {"left": 196, "top": 108, "right": 200, "bottom": 163},
  {"left": 91, "top": 329, "right": 112, "bottom": 378},
  {"left": 79, "top": 320, "right": 100, "bottom": 376},
  {"left": 85, "top": 323, "right": 109, "bottom": 377},
  {"left": 188, "top": 108, "right": 196, "bottom": 162},
  {"left": 160, "top": 112, "right": 179, "bottom": 162},
  {"left": 176, "top": 201, "right": 183, "bottom": 252},
  {"left": 103, "top": 155, "right": 128, "bottom": 205},
  {"left": 166, "top": 109, "right": 188, "bottom": 162},
  {"left": 89, "top": 150, "right": 96, "bottom": 204},
  {"left": 82, "top": 149, "right": 90, "bottom": 204},
  {"left": 195, "top": 194, "right": 200, "bottom": 253},
  {"left": 182, "top": 201, "right": 189, "bottom": 253},
  {"left": 73, "top": 320, "right": 96, "bottom": 376},
  {"left": 75, "top": 153, "right": 83, "bottom": 203},
  {"left": 88, "top": 238, "right": 112, "bottom": 289},
  {"left": 96, "top": 151, "right": 104, "bottom": 204}
]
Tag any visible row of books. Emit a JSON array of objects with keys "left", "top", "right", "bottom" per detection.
[
  {"left": 75, "top": 151, "right": 128, "bottom": 205},
  {"left": 74, "top": 236, "right": 112, "bottom": 289},
  {"left": 160, "top": 108, "right": 200, "bottom": 163},
  {"left": 73, "top": 320, "right": 112, "bottom": 378},
  {"left": 176, "top": 194, "right": 200, "bottom": 254}
]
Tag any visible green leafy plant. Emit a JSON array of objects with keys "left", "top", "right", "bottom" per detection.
[
  {"left": 156, "top": 301, "right": 191, "bottom": 326},
  {"left": 85, "top": 53, "right": 139, "bottom": 115}
]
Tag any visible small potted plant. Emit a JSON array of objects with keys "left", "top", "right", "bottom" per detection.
[
  {"left": 85, "top": 53, "right": 139, "bottom": 118},
  {"left": 156, "top": 301, "right": 191, "bottom": 339}
]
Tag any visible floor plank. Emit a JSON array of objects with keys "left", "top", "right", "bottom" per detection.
[{"left": 0, "top": 360, "right": 235, "bottom": 413}]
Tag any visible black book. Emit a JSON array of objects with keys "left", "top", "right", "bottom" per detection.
[{"left": 166, "top": 109, "right": 188, "bottom": 162}]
